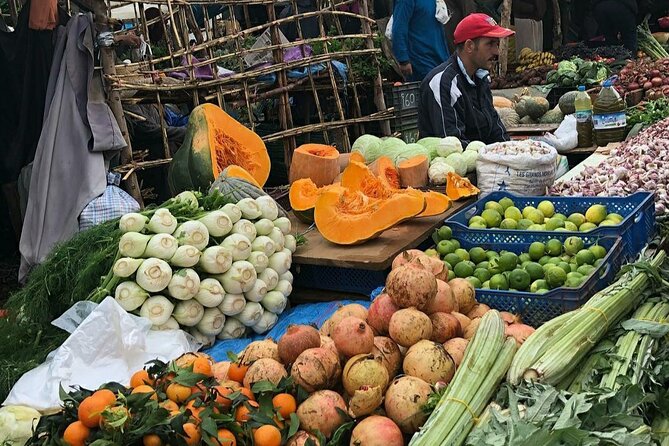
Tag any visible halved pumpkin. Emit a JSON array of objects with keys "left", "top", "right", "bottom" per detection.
[
  {"left": 337, "top": 151, "right": 366, "bottom": 173},
  {"left": 289, "top": 144, "right": 340, "bottom": 187},
  {"left": 168, "top": 103, "right": 270, "bottom": 194},
  {"left": 446, "top": 172, "right": 480, "bottom": 200},
  {"left": 289, "top": 178, "right": 324, "bottom": 223},
  {"left": 341, "top": 161, "right": 394, "bottom": 199},
  {"left": 314, "top": 188, "right": 426, "bottom": 245},
  {"left": 398, "top": 155, "right": 428, "bottom": 188},
  {"left": 222, "top": 165, "right": 261, "bottom": 188},
  {"left": 417, "top": 191, "right": 452, "bottom": 217},
  {"left": 369, "top": 156, "right": 401, "bottom": 189}
]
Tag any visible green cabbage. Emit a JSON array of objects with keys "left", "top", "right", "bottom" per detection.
[
  {"left": 351, "top": 134, "right": 382, "bottom": 162},
  {"left": 428, "top": 160, "right": 455, "bottom": 184},
  {"left": 465, "top": 140, "right": 485, "bottom": 153},
  {"left": 445, "top": 153, "right": 467, "bottom": 176},
  {"left": 417, "top": 137, "right": 442, "bottom": 161},
  {"left": 436, "top": 137, "right": 463, "bottom": 157},
  {"left": 461, "top": 150, "right": 478, "bottom": 173},
  {"left": 393, "top": 143, "right": 431, "bottom": 166},
  {"left": 0, "top": 405, "right": 41, "bottom": 445},
  {"left": 381, "top": 137, "right": 406, "bottom": 151},
  {"left": 557, "top": 60, "right": 577, "bottom": 74}
]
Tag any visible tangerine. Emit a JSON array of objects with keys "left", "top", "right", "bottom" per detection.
[
  {"left": 63, "top": 421, "right": 90, "bottom": 446},
  {"left": 253, "top": 425, "right": 282, "bottom": 446},
  {"left": 239, "top": 387, "right": 255, "bottom": 401},
  {"left": 272, "top": 393, "right": 297, "bottom": 419},
  {"left": 192, "top": 356, "right": 213, "bottom": 376},
  {"left": 227, "top": 363, "right": 248, "bottom": 383},
  {"left": 234, "top": 400, "right": 259, "bottom": 423},
  {"left": 166, "top": 383, "right": 192, "bottom": 403},
  {"left": 78, "top": 391, "right": 116, "bottom": 428},
  {"left": 185, "top": 400, "right": 204, "bottom": 423},
  {"left": 132, "top": 384, "right": 157, "bottom": 401},
  {"left": 130, "top": 369, "right": 155, "bottom": 388},
  {"left": 142, "top": 434, "right": 163, "bottom": 446},
  {"left": 211, "top": 428, "right": 237, "bottom": 446},
  {"left": 183, "top": 422, "right": 201, "bottom": 446}
]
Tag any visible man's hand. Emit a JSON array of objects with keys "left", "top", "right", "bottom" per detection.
[{"left": 399, "top": 62, "right": 413, "bottom": 79}]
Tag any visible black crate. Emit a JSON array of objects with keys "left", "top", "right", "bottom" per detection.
[
  {"left": 391, "top": 110, "right": 419, "bottom": 143},
  {"left": 389, "top": 82, "right": 421, "bottom": 113}
]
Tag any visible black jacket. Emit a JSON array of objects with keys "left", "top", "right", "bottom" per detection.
[{"left": 418, "top": 55, "right": 510, "bottom": 145}]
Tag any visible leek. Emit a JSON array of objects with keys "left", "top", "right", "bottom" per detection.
[
  {"left": 167, "top": 268, "right": 201, "bottom": 300},
  {"left": 284, "top": 234, "right": 297, "bottom": 253},
  {"left": 252, "top": 310, "right": 278, "bottom": 334},
  {"left": 218, "top": 261, "right": 257, "bottom": 294},
  {"left": 279, "top": 270, "right": 293, "bottom": 285},
  {"left": 170, "top": 245, "right": 201, "bottom": 268},
  {"left": 189, "top": 326, "right": 216, "bottom": 348},
  {"left": 218, "top": 293, "right": 246, "bottom": 316},
  {"left": 273, "top": 279, "right": 292, "bottom": 297},
  {"left": 147, "top": 208, "right": 178, "bottom": 234},
  {"left": 261, "top": 290, "right": 288, "bottom": 314},
  {"left": 150, "top": 316, "right": 179, "bottom": 331},
  {"left": 119, "top": 232, "right": 152, "bottom": 257},
  {"left": 268, "top": 251, "right": 291, "bottom": 275},
  {"left": 112, "top": 257, "right": 144, "bottom": 278},
  {"left": 254, "top": 218, "right": 274, "bottom": 236},
  {"left": 232, "top": 219, "right": 257, "bottom": 242},
  {"left": 259, "top": 269, "right": 279, "bottom": 290},
  {"left": 119, "top": 212, "right": 148, "bottom": 233},
  {"left": 220, "top": 233, "right": 252, "bottom": 261},
  {"left": 198, "top": 210, "right": 233, "bottom": 238},
  {"left": 268, "top": 228, "right": 285, "bottom": 252},
  {"left": 174, "top": 221, "right": 210, "bottom": 251},
  {"left": 194, "top": 278, "right": 225, "bottom": 308},
  {"left": 248, "top": 251, "right": 269, "bottom": 273},
  {"left": 244, "top": 279, "right": 268, "bottom": 303},
  {"left": 114, "top": 281, "right": 149, "bottom": 311},
  {"left": 135, "top": 258, "right": 172, "bottom": 292},
  {"left": 222, "top": 203, "right": 242, "bottom": 223},
  {"left": 217, "top": 317, "right": 246, "bottom": 340},
  {"left": 198, "top": 246, "right": 233, "bottom": 274},
  {"left": 273, "top": 217, "right": 291, "bottom": 235},
  {"left": 143, "top": 233, "right": 178, "bottom": 260},
  {"left": 237, "top": 301, "right": 263, "bottom": 327},
  {"left": 251, "top": 236, "right": 276, "bottom": 257},
  {"left": 237, "top": 198, "right": 262, "bottom": 220},
  {"left": 196, "top": 307, "right": 226, "bottom": 336},
  {"left": 173, "top": 299, "right": 205, "bottom": 327},
  {"left": 255, "top": 195, "right": 279, "bottom": 220},
  {"left": 139, "top": 295, "right": 174, "bottom": 326}
]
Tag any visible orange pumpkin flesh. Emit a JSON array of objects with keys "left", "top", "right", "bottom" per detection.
[
  {"left": 350, "top": 151, "right": 366, "bottom": 164},
  {"left": 369, "top": 156, "right": 401, "bottom": 189},
  {"left": 398, "top": 155, "right": 429, "bottom": 188},
  {"left": 289, "top": 144, "right": 341, "bottom": 186},
  {"left": 417, "top": 191, "right": 452, "bottom": 217},
  {"left": 341, "top": 161, "right": 395, "bottom": 199},
  {"left": 314, "top": 187, "right": 426, "bottom": 245},
  {"left": 446, "top": 172, "right": 480, "bottom": 200},
  {"left": 222, "top": 165, "right": 261, "bottom": 188},
  {"left": 289, "top": 178, "right": 321, "bottom": 211}
]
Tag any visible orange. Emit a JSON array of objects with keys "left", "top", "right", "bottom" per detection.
[
  {"left": 185, "top": 400, "right": 204, "bottom": 423},
  {"left": 132, "top": 384, "right": 158, "bottom": 401},
  {"left": 213, "top": 385, "right": 234, "bottom": 409},
  {"left": 130, "top": 370, "right": 155, "bottom": 388},
  {"left": 142, "top": 434, "right": 163, "bottom": 446},
  {"left": 192, "top": 356, "right": 213, "bottom": 377},
  {"left": 253, "top": 425, "right": 282, "bottom": 446},
  {"left": 234, "top": 400, "right": 259, "bottom": 423},
  {"left": 63, "top": 420, "right": 90, "bottom": 446},
  {"left": 239, "top": 387, "right": 255, "bottom": 401},
  {"left": 166, "top": 383, "right": 192, "bottom": 403},
  {"left": 175, "top": 352, "right": 212, "bottom": 368},
  {"left": 160, "top": 400, "right": 180, "bottom": 416},
  {"left": 78, "top": 390, "right": 116, "bottom": 428},
  {"left": 183, "top": 422, "right": 201, "bottom": 446},
  {"left": 190, "top": 382, "right": 207, "bottom": 397},
  {"left": 272, "top": 393, "right": 297, "bottom": 419},
  {"left": 211, "top": 428, "right": 237, "bottom": 445},
  {"left": 227, "top": 363, "right": 248, "bottom": 384},
  {"left": 93, "top": 389, "right": 117, "bottom": 406}
]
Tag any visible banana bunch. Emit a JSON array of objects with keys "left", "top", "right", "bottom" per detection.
[{"left": 516, "top": 48, "right": 555, "bottom": 72}]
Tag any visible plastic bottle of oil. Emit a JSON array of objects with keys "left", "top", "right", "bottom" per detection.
[
  {"left": 574, "top": 85, "right": 593, "bottom": 148},
  {"left": 592, "top": 79, "right": 627, "bottom": 145}
]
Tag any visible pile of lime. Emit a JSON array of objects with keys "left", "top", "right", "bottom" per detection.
[
  {"left": 466, "top": 197, "right": 623, "bottom": 232},
  {"left": 428, "top": 226, "right": 607, "bottom": 293}
]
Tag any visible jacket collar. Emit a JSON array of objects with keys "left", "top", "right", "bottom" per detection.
[{"left": 456, "top": 55, "right": 490, "bottom": 86}]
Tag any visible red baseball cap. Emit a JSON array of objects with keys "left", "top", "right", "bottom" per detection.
[{"left": 453, "top": 13, "right": 514, "bottom": 44}]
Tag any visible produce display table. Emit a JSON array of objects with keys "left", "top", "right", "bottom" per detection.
[{"left": 506, "top": 124, "right": 560, "bottom": 135}]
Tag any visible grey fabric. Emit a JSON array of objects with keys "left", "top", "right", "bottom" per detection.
[{"left": 19, "top": 13, "right": 126, "bottom": 281}]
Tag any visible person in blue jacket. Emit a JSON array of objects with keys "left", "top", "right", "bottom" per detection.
[{"left": 391, "top": 0, "right": 450, "bottom": 82}]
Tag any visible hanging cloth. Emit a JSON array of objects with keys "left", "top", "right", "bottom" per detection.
[{"left": 29, "top": 0, "right": 59, "bottom": 30}]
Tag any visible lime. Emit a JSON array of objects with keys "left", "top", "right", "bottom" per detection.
[
  {"left": 575, "top": 249, "right": 596, "bottom": 266},
  {"left": 504, "top": 206, "right": 523, "bottom": 221},
  {"left": 481, "top": 209, "right": 503, "bottom": 228},
  {"left": 519, "top": 253, "right": 532, "bottom": 263},
  {"left": 599, "top": 219, "right": 618, "bottom": 227},
  {"left": 524, "top": 262, "right": 545, "bottom": 281},
  {"left": 546, "top": 239, "right": 563, "bottom": 256},
  {"left": 561, "top": 254, "right": 572, "bottom": 263},
  {"left": 570, "top": 263, "right": 578, "bottom": 272},
  {"left": 487, "top": 257, "right": 503, "bottom": 275},
  {"left": 424, "top": 248, "right": 439, "bottom": 258},
  {"left": 577, "top": 264, "right": 596, "bottom": 276},
  {"left": 469, "top": 247, "right": 488, "bottom": 264},
  {"left": 585, "top": 204, "right": 607, "bottom": 224},
  {"left": 558, "top": 262, "right": 571, "bottom": 275},
  {"left": 528, "top": 209, "right": 546, "bottom": 225},
  {"left": 448, "top": 270, "right": 456, "bottom": 281},
  {"left": 469, "top": 221, "right": 487, "bottom": 229},
  {"left": 481, "top": 281, "right": 490, "bottom": 289},
  {"left": 567, "top": 213, "right": 586, "bottom": 227},
  {"left": 521, "top": 260, "right": 532, "bottom": 268},
  {"left": 545, "top": 267, "right": 567, "bottom": 288},
  {"left": 564, "top": 221, "right": 578, "bottom": 231},
  {"left": 477, "top": 261, "right": 490, "bottom": 270},
  {"left": 548, "top": 257, "right": 562, "bottom": 266},
  {"left": 467, "top": 277, "right": 482, "bottom": 288},
  {"left": 500, "top": 218, "right": 518, "bottom": 229},
  {"left": 454, "top": 261, "right": 474, "bottom": 278},
  {"left": 538, "top": 255, "right": 552, "bottom": 266},
  {"left": 555, "top": 228, "right": 569, "bottom": 232},
  {"left": 542, "top": 263, "right": 556, "bottom": 275},
  {"left": 564, "top": 236, "right": 584, "bottom": 255},
  {"left": 589, "top": 244, "right": 607, "bottom": 260},
  {"left": 451, "top": 240, "right": 461, "bottom": 250},
  {"left": 518, "top": 219, "right": 534, "bottom": 230},
  {"left": 567, "top": 271, "right": 584, "bottom": 281},
  {"left": 489, "top": 273, "right": 509, "bottom": 290},
  {"left": 607, "top": 213, "right": 624, "bottom": 223},
  {"left": 484, "top": 201, "right": 505, "bottom": 215},
  {"left": 455, "top": 248, "right": 470, "bottom": 262},
  {"left": 564, "top": 277, "right": 584, "bottom": 288},
  {"left": 499, "top": 197, "right": 515, "bottom": 211},
  {"left": 554, "top": 213, "right": 567, "bottom": 221},
  {"left": 499, "top": 252, "right": 519, "bottom": 272},
  {"left": 522, "top": 206, "right": 537, "bottom": 219},
  {"left": 509, "top": 269, "right": 532, "bottom": 290},
  {"left": 594, "top": 258, "right": 604, "bottom": 267},
  {"left": 545, "top": 217, "right": 565, "bottom": 230},
  {"left": 528, "top": 242, "right": 546, "bottom": 260},
  {"left": 436, "top": 240, "right": 455, "bottom": 256},
  {"left": 537, "top": 200, "right": 555, "bottom": 217},
  {"left": 486, "top": 251, "right": 500, "bottom": 261},
  {"left": 530, "top": 279, "right": 549, "bottom": 293},
  {"left": 474, "top": 267, "right": 491, "bottom": 283},
  {"left": 444, "top": 253, "right": 462, "bottom": 267},
  {"left": 528, "top": 224, "right": 545, "bottom": 231},
  {"left": 437, "top": 225, "right": 453, "bottom": 240},
  {"left": 469, "top": 215, "right": 486, "bottom": 226}
]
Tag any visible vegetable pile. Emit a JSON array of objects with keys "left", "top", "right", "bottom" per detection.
[
  {"left": 615, "top": 57, "right": 669, "bottom": 100},
  {"left": 638, "top": 19, "right": 669, "bottom": 61},
  {"left": 551, "top": 43, "right": 632, "bottom": 63},
  {"left": 627, "top": 97, "right": 669, "bottom": 126},
  {"left": 494, "top": 95, "right": 564, "bottom": 127},
  {"left": 545, "top": 58, "right": 610, "bottom": 88},
  {"left": 427, "top": 138, "right": 482, "bottom": 184},
  {"left": 490, "top": 65, "right": 553, "bottom": 89},
  {"left": 430, "top": 225, "right": 608, "bottom": 292},
  {"left": 550, "top": 116, "right": 669, "bottom": 214}
]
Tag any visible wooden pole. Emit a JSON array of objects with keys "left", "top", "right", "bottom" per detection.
[
  {"left": 499, "top": 0, "right": 512, "bottom": 77},
  {"left": 551, "top": 0, "right": 562, "bottom": 50}
]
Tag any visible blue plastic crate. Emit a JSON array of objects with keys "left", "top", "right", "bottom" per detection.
[
  {"left": 292, "top": 263, "right": 387, "bottom": 296},
  {"left": 445, "top": 191, "right": 655, "bottom": 262},
  {"left": 446, "top": 234, "right": 623, "bottom": 326}
]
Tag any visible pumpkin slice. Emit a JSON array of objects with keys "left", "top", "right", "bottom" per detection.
[
  {"left": 446, "top": 172, "right": 480, "bottom": 200},
  {"left": 398, "top": 155, "right": 429, "bottom": 188},
  {"left": 417, "top": 191, "right": 452, "bottom": 217},
  {"left": 168, "top": 103, "right": 270, "bottom": 193},
  {"left": 350, "top": 151, "right": 366, "bottom": 164},
  {"left": 369, "top": 156, "right": 401, "bottom": 189},
  {"left": 337, "top": 151, "right": 366, "bottom": 173},
  {"left": 222, "top": 165, "right": 261, "bottom": 188},
  {"left": 289, "top": 144, "right": 340, "bottom": 187},
  {"left": 289, "top": 178, "right": 332, "bottom": 223},
  {"left": 314, "top": 188, "right": 426, "bottom": 245},
  {"left": 341, "top": 161, "right": 394, "bottom": 199}
]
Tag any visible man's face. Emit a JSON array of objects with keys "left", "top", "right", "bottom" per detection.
[{"left": 469, "top": 38, "right": 500, "bottom": 70}]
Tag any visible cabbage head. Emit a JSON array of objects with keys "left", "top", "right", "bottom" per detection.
[
  {"left": 461, "top": 150, "right": 478, "bottom": 173},
  {"left": 428, "top": 160, "right": 455, "bottom": 184},
  {"left": 445, "top": 152, "right": 467, "bottom": 176},
  {"left": 417, "top": 137, "right": 442, "bottom": 161},
  {"left": 393, "top": 143, "right": 431, "bottom": 166},
  {"left": 381, "top": 137, "right": 406, "bottom": 151},
  {"left": 557, "top": 60, "right": 577, "bottom": 74},
  {"left": 465, "top": 140, "right": 485, "bottom": 153},
  {"left": 351, "top": 134, "right": 382, "bottom": 162},
  {"left": 436, "top": 136, "right": 463, "bottom": 157},
  {"left": 0, "top": 405, "right": 41, "bottom": 445}
]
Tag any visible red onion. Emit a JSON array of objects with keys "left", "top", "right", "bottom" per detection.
[
  {"left": 652, "top": 77, "right": 663, "bottom": 88},
  {"left": 644, "top": 81, "right": 653, "bottom": 90}
]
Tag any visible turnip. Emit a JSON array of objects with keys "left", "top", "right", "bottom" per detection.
[
  {"left": 350, "top": 415, "right": 404, "bottom": 446},
  {"left": 386, "top": 263, "right": 437, "bottom": 310},
  {"left": 429, "top": 312, "right": 462, "bottom": 343},
  {"left": 297, "top": 390, "right": 347, "bottom": 438},
  {"left": 403, "top": 340, "right": 455, "bottom": 385},
  {"left": 384, "top": 376, "right": 432, "bottom": 434},
  {"left": 389, "top": 308, "right": 432, "bottom": 348},
  {"left": 332, "top": 316, "right": 374, "bottom": 357},
  {"left": 291, "top": 347, "right": 341, "bottom": 392}
]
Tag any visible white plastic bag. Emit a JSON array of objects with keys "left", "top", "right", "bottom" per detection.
[
  {"left": 4, "top": 297, "right": 200, "bottom": 411},
  {"left": 386, "top": 0, "right": 450, "bottom": 40},
  {"left": 533, "top": 114, "right": 578, "bottom": 154},
  {"left": 476, "top": 140, "right": 558, "bottom": 196}
]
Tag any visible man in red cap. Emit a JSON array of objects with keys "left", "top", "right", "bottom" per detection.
[{"left": 418, "top": 13, "right": 514, "bottom": 145}]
